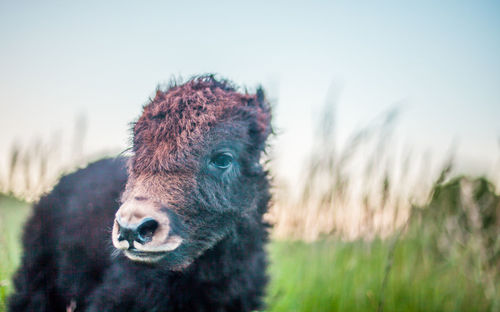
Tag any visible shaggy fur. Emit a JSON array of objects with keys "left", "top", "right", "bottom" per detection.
[{"left": 8, "top": 75, "right": 272, "bottom": 312}]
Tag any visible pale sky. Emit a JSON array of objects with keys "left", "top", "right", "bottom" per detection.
[{"left": 1, "top": 0, "right": 499, "bottom": 186}]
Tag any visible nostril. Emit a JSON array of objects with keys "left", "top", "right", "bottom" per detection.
[
  {"left": 116, "top": 220, "right": 127, "bottom": 242},
  {"left": 136, "top": 218, "right": 159, "bottom": 244}
]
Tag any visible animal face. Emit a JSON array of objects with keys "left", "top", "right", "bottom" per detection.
[{"left": 112, "top": 77, "right": 271, "bottom": 270}]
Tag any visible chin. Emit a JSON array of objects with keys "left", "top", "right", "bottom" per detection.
[
  {"left": 120, "top": 248, "right": 194, "bottom": 271},
  {"left": 123, "top": 249, "right": 168, "bottom": 264}
]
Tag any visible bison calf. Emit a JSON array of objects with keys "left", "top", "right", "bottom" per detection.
[{"left": 9, "top": 76, "right": 272, "bottom": 312}]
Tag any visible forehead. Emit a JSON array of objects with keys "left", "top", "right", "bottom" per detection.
[{"left": 131, "top": 80, "right": 255, "bottom": 173}]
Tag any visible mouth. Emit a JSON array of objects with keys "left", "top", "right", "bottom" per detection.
[{"left": 123, "top": 249, "right": 168, "bottom": 263}]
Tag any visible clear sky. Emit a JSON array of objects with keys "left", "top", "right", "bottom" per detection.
[{"left": 1, "top": 0, "right": 499, "bottom": 185}]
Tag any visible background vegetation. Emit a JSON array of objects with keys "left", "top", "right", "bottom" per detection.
[{"left": 0, "top": 108, "right": 499, "bottom": 311}]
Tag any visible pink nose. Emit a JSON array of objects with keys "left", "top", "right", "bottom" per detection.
[{"left": 116, "top": 217, "right": 159, "bottom": 246}]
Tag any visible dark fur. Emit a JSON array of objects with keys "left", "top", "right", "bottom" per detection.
[{"left": 8, "top": 76, "right": 272, "bottom": 311}]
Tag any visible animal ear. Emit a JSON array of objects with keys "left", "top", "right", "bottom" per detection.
[{"left": 248, "top": 87, "right": 272, "bottom": 150}]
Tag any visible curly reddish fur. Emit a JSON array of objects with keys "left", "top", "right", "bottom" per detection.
[
  {"left": 8, "top": 75, "right": 272, "bottom": 312},
  {"left": 132, "top": 76, "right": 271, "bottom": 174}
]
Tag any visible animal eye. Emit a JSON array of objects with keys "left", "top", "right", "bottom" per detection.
[{"left": 210, "top": 152, "right": 233, "bottom": 169}]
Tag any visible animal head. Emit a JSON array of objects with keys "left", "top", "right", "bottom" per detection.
[{"left": 112, "top": 75, "right": 272, "bottom": 269}]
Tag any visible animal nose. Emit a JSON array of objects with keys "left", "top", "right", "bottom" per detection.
[{"left": 117, "top": 218, "right": 159, "bottom": 246}]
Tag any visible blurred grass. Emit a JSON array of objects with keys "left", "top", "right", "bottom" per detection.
[
  {"left": 0, "top": 193, "right": 495, "bottom": 312},
  {"left": 267, "top": 239, "right": 489, "bottom": 312},
  {"left": 0, "top": 195, "right": 30, "bottom": 312}
]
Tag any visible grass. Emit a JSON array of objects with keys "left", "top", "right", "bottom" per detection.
[
  {"left": 0, "top": 195, "right": 30, "bottom": 312},
  {"left": 0, "top": 194, "right": 494, "bottom": 312},
  {"left": 266, "top": 239, "right": 489, "bottom": 312}
]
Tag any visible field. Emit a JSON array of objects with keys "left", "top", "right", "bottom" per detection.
[
  {"left": 0, "top": 107, "right": 498, "bottom": 312},
  {"left": 0, "top": 192, "right": 496, "bottom": 312}
]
